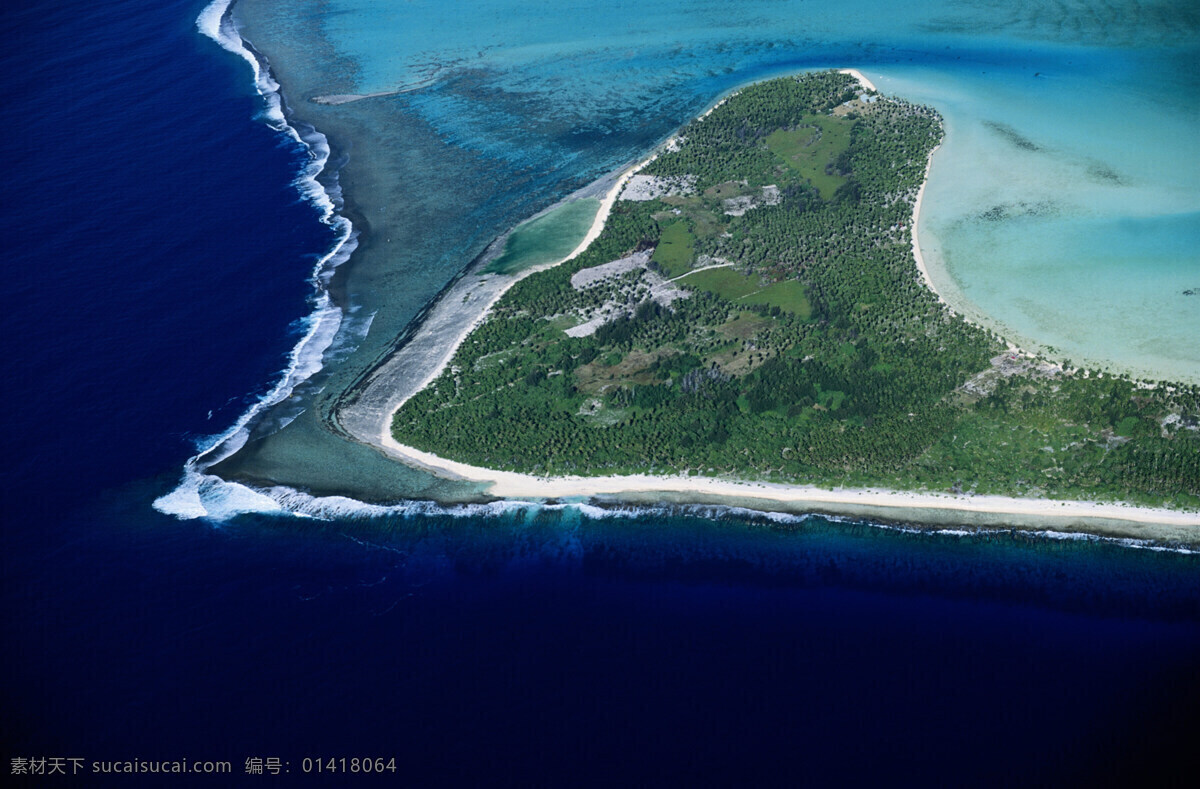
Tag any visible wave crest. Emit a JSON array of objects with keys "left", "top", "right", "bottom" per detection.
[{"left": 155, "top": 0, "right": 356, "bottom": 520}]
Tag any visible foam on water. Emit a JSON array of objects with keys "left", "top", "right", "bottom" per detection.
[
  {"left": 156, "top": 466, "right": 1200, "bottom": 556},
  {"left": 155, "top": 1, "right": 359, "bottom": 520},
  {"left": 196, "top": 0, "right": 284, "bottom": 127}
]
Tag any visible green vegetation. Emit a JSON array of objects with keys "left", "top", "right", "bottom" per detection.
[
  {"left": 677, "top": 267, "right": 761, "bottom": 300},
  {"left": 650, "top": 221, "right": 695, "bottom": 277},
  {"left": 764, "top": 115, "right": 853, "bottom": 199},
  {"left": 678, "top": 269, "right": 813, "bottom": 318},
  {"left": 394, "top": 72, "right": 1200, "bottom": 509},
  {"left": 739, "top": 279, "right": 812, "bottom": 318}
]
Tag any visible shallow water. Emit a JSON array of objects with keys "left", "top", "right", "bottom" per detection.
[
  {"left": 486, "top": 197, "right": 600, "bottom": 275},
  {"left": 876, "top": 60, "right": 1200, "bottom": 380}
]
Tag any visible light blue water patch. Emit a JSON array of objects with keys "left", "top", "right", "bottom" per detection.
[
  {"left": 320, "top": 1, "right": 1199, "bottom": 96},
  {"left": 485, "top": 197, "right": 600, "bottom": 275},
  {"left": 942, "top": 212, "right": 1200, "bottom": 375},
  {"left": 322, "top": 1, "right": 920, "bottom": 95},
  {"left": 874, "top": 52, "right": 1200, "bottom": 380}
]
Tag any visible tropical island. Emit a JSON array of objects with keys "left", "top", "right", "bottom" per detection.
[{"left": 344, "top": 71, "right": 1198, "bottom": 537}]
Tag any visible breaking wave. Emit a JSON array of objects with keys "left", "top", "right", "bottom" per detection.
[
  {"left": 162, "top": 466, "right": 1195, "bottom": 556},
  {"left": 154, "top": 0, "right": 357, "bottom": 520}
]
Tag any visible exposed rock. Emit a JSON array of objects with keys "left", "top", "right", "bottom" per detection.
[{"left": 618, "top": 174, "right": 698, "bottom": 202}]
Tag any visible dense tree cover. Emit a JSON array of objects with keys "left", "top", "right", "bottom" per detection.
[{"left": 393, "top": 72, "right": 1200, "bottom": 508}]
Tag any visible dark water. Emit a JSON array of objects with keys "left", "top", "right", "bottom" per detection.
[{"left": 2, "top": 1, "right": 1198, "bottom": 785}]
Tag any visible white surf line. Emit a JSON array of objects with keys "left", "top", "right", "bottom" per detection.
[
  {"left": 155, "top": 0, "right": 359, "bottom": 520},
  {"left": 376, "top": 432, "right": 1200, "bottom": 536}
]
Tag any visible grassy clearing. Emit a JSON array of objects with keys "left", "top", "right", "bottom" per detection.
[
  {"left": 765, "top": 115, "right": 852, "bottom": 200},
  {"left": 651, "top": 221, "right": 696, "bottom": 277},
  {"left": 817, "top": 388, "right": 846, "bottom": 411},
  {"left": 661, "top": 195, "right": 726, "bottom": 238},
  {"left": 681, "top": 268, "right": 812, "bottom": 319},
  {"left": 677, "top": 267, "right": 763, "bottom": 300},
  {"left": 739, "top": 279, "right": 812, "bottom": 318},
  {"left": 574, "top": 349, "right": 665, "bottom": 394},
  {"left": 717, "top": 311, "right": 770, "bottom": 340}
]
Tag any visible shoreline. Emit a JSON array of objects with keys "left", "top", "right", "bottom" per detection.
[
  {"left": 844, "top": 73, "right": 972, "bottom": 328},
  {"left": 838, "top": 68, "right": 877, "bottom": 92},
  {"left": 907, "top": 141, "right": 1050, "bottom": 359},
  {"left": 911, "top": 144, "right": 944, "bottom": 305},
  {"left": 192, "top": 40, "right": 1195, "bottom": 543},
  {"left": 375, "top": 432, "right": 1200, "bottom": 542},
  {"left": 366, "top": 67, "right": 946, "bottom": 437},
  {"left": 336, "top": 148, "right": 662, "bottom": 452},
  {"left": 843, "top": 67, "right": 1022, "bottom": 357}
]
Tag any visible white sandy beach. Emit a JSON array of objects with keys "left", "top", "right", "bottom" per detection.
[
  {"left": 911, "top": 145, "right": 944, "bottom": 303},
  {"left": 838, "top": 68, "right": 877, "bottom": 92},
  {"left": 842, "top": 69, "right": 955, "bottom": 314},
  {"left": 365, "top": 69, "right": 1198, "bottom": 542},
  {"left": 377, "top": 431, "right": 1200, "bottom": 538}
]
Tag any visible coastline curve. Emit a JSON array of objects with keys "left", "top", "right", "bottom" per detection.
[{"left": 154, "top": 0, "right": 358, "bottom": 519}]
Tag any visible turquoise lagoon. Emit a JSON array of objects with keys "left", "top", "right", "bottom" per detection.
[
  {"left": 213, "top": 0, "right": 1199, "bottom": 503},
  {"left": 876, "top": 61, "right": 1199, "bottom": 380}
]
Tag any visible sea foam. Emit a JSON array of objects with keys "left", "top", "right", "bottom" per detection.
[{"left": 155, "top": 0, "right": 356, "bottom": 520}]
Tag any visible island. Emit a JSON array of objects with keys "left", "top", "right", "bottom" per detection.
[{"left": 337, "top": 71, "right": 1199, "bottom": 541}]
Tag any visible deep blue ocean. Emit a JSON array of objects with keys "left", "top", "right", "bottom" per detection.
[{"left": 3, "top": 0, "right": 1199, "bottom": 785}]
